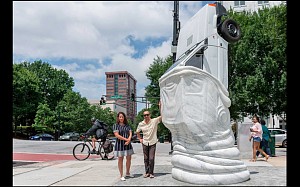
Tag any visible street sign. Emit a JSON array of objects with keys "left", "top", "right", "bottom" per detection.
[{"left": 111, "top": 95, "right": 123, "bottom": 99}]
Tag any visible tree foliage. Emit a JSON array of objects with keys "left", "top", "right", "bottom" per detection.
[
  {"left": 13, "top": 59, "right": 120, "bottom": 136},
  {"left": 142, "top": 55, "right": 173, "bottom": 137},
  {"left": 19, "top": 60, "right": 75, "bottom": 109},
  {"left": 13, "top": 65, "right": 41, "bottom": 127},
  {"left": 227, "top": 4, "right": 287, "bottom": 121},
  {"left": 13, "top": 60, "right": 75, "bottom": 127},
  {"left": 32, "top": 103, "right": 55, "bottom": 133},
  {"left": 55, "top": 90, "right": 94, "bottom": 133}
]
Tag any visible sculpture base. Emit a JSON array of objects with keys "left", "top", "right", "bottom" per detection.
[{"left": 171, "top": 150, "right": 250, "bottom": 185}]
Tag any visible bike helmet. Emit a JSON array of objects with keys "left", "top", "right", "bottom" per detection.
[{"left": 91, "top": 117, "right": 96, "bottom": 122}]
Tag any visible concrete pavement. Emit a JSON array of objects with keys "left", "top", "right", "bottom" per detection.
[{"left": 13, "top": 145, "right": 287, "bottom": 186}]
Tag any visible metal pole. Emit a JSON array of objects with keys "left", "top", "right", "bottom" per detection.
[
  {"left": 273, "top": 114, "right": 275, "bottom": 129},
  {"left": 57, "top": 109, "right": 60, "bottom": 140},
  {"left": 170, "top": 1, "right": 180, "bottom": 154},
  {"left": 172, "top": 1, "right": 180, "bottom": 64},
  {"left": 146, "top": 98, "right": 148, "bottom": 109}
]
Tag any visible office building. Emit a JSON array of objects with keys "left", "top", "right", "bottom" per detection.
[{"left": 105, "top": 71, "right": 137, "bottom": 122}]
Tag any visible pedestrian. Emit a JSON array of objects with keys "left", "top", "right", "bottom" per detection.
[
  {"left": 136, "top": 101, "right": 162, "bottom": 178},
  {"left": 249, "top": 115, "right": 270, "bottom": 162},
  {"left": 256, "top": 119, "right": 272, "bottom": 157},
  {"left": 112, "top": 112, "right": 134, "bottom": 181}
]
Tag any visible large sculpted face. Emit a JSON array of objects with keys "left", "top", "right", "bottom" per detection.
[
  {"left": 159, "top": 66, "right": 234, "bottom": 151},
  {"left": 159, "top": 66, "right": 250, "bottom": 185}
]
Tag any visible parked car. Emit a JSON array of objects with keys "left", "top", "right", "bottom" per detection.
[
  {"left": 131, "top": 133, "right": 143, "bottom": 143},
  {"left": 108, "top": 137, "right": 117, "bottom": 144},
  {"left": 59, "top": 132, "right": 80, "bottom": 141},
  {"left": 29, "top": 133, "right": 54, "bottom": 141},
  {"left": 268, "top": 128, "right": 287, "bottom": 148}
]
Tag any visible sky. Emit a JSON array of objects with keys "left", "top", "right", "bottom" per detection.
[{"left": 13, "top": 1, "right": 214, "bottom": 112}]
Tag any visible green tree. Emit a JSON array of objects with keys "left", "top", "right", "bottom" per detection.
[
  {"left": 13, "top": 64, "right": 41, "bottom": 130},
  {"left": 32, "top": 103, "right": 55, "bottom": 133},
  {"left": 227, "top": 4, "right": 286, "bottom": 121},
  {"left": 19, "top": 60, "right": 74, "bottom": 109},
  {"left": 13, "top": 60, "right": 75, "bottom": 127},
  {"left": 55, "top": 90, "right": 94, "bottom": 134},
  {"left": 142, "top": 55, "right": 173, "bottom": 137}
]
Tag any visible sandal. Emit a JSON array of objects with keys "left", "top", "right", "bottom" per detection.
[
  {"left": 249, "top": 159, "right": 256, "bottom": 162},
  {"left": 265, "top": 155, "right": 270, "bottom": 161},
  {"left": 143, "top": 173, "right": 150, "bottom": 178},
  {"left": 126, "top": 173, "right": 135, "bottom": 178}
]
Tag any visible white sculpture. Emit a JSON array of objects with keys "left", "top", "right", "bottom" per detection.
[{"left": 159, "top": 2, "right": 250, "bottom": 185}]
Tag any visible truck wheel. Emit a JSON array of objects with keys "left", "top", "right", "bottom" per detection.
[{"left": 219, "top": 18, "right": 241, "bottom": 43}]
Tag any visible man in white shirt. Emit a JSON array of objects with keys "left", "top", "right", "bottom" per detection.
[{"left": 136, "top": 102, "right": 162, "bottom": 178}]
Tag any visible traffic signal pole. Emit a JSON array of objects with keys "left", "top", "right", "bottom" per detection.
[
  {"left": 169, "top": 1, "right": 180, "bottom": 155},
  {"left": 172, "top": 1, "right": 180, "bottom": 64}
]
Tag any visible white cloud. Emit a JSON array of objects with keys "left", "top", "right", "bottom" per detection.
[{"left": 13, "top": 1, "right": 211, "bottom": 112}]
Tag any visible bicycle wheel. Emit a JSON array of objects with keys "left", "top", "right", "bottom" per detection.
[
  {"left": 99, "top": 142, "right": 115, "bottom": 160},
  {"left": 73, "top": 143, "right": 91, "bottom": 161}
]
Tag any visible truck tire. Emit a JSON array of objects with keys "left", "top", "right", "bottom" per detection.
[{"left": 219, "top": 18, "right": 241, "bottom": 43}]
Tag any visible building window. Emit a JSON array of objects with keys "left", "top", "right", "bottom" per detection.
[
  {"left": 118, "top": 74, "right": 126, "bottom": 78},
  {"left": 258, "top": 1, "right": 269, "bottom": 5},
  {"left": 234, "top": 1, "right": 245, "bottom": 7}
]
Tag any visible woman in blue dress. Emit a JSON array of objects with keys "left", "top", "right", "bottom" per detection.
[{"left": 112, "top": 112, "right": 134, "bottom": 181}]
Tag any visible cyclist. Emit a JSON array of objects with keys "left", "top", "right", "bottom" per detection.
[{"left": 85, "top": 117, "right": 108, "bottom": 154}]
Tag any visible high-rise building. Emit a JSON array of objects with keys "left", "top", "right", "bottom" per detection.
[{"left": 105, "top": 71, "right": 137, "bottom": 122}]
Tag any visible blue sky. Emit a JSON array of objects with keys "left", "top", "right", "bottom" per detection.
[{"left": 13, "top": 1, "right": 213, "bottom": 112}]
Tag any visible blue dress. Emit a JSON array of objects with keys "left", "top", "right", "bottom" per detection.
[{"left": 112, "top": 123, "right": 134, "bottom": 157}]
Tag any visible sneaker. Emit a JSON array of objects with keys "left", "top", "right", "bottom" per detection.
[
  {"left": 150, "top": 174, "right": 154, "bottom": 178},
  {"left": 89, "top": 149, "right": 97, "bottom": 154},
  {"left": 120, "top": 177, "right": 126, "bottom": 181},
  {"left": 125, "top": 174, "right": 134, "bottom": 178}
]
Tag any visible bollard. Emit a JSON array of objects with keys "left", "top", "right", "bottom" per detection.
[{"left": 269, "top": 133, "right": 276, "bottom": 156}]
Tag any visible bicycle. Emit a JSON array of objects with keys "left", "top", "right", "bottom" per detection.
[{"left": 73, "top": 135, "right": 115, "bottom": 161}]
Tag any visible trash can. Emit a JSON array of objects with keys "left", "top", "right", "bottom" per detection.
[
  {"left": 269, "top": 133, "right": 276, "bottom": 156},
  {"left": 159, "top": 136, "right": 164, "bottom": 143}
]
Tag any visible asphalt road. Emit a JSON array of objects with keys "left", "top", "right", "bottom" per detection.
[
  {"left": 13, "top": 138, "right": 173, "bottom": 163},
  {"left": 13, "top": 138, "right": 286, "bottom": 165}
]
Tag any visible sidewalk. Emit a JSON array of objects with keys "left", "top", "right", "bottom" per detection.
[{"left": 13, "top": 149, "right": 286, "bottom": 186}]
